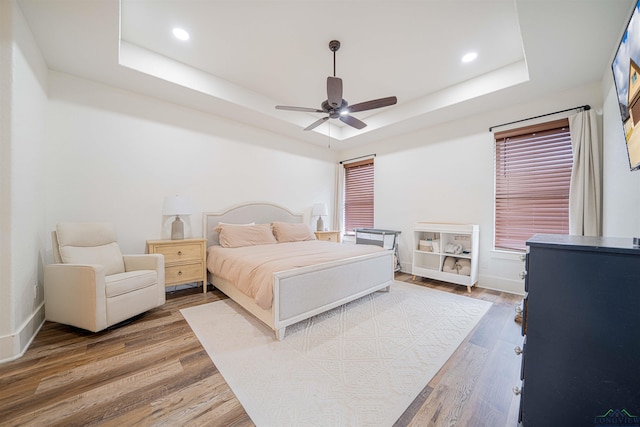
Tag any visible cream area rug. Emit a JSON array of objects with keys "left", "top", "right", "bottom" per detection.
[{"left": 181, "top": 281, "right": 492, "bottom": 427}]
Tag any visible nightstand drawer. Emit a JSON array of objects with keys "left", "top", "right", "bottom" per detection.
[
  {"left": 165, "top": 263, "right": 204, "bottom": 285},
  {"left": 152, "top": 242, "right": 203, "bottom": 263},
  {"left": 315, "top": 231, "right": 340, "bottom": 242}
]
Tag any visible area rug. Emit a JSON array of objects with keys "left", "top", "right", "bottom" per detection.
[{"left": 181, "top": 281, "right": 492, "bottom": 426}]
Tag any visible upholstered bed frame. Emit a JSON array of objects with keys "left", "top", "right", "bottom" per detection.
[{"left": 203, "top": 202, "right": 394, "bottom": 340}]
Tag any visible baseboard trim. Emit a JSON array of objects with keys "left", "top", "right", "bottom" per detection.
[
  {"left": 478, "top": 274, "right": 525, "bottom": 295},
  {"left": 399, "top": 264, "right": 524, "bottom": 296},
  {"left": 0, "top": 301, "right": 45, "bottom": 364}
]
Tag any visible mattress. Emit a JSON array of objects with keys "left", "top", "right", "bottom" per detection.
[{"left": 206, "top": 240, "right": 386, "bottom": 309}]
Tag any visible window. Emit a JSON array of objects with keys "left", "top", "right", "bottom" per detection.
[
  {"left": 494, "top": 118, "right": 572, "bottom": 251},
  {"left": 343, "top": 158, "right": 374, "bottom": 234}
]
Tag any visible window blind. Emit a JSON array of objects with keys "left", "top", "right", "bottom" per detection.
[
  {"left": 343, "top": 158, "right": 374, "bottom": 234},
  {"left": 494, "top": 119, "right": 572, "bottom": 251}
]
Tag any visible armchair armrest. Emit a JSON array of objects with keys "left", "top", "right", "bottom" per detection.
[
  {"left": 123, "top": 254, "right": 165, "bottom": 303},
  {"left": 44, "top": 263, "right": 107, "bottom": 332},
  {"left": 123, "top": 254, "right": 164, "bottom": 272}
]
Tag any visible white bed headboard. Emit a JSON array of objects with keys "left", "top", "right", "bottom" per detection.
[{"left": 203, "top": 202, "right": 304, "bottom": 247}]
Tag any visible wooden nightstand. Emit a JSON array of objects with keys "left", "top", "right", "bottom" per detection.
[
  {"left": 147, "top": 238, "right": 207, "bottom": 294},
  {"left": 314, "top": 231, "right": 341, "bottom": 243}
]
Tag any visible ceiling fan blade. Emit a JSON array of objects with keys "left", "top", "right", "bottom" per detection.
[
  {"left": 276, "top": 105, "right": 324, "bottom": 113},
  {"left": 347, "top": 96, "right": 397, "bottom": 113},
  {"left": 340, "top": 115, "right": 367, "bottom": 130},
  {"left": 327, "top": 77, "right": 343, "bottom": 108},
  {"left": 304, "top": 116, "right": 330, "bottom": 131}
]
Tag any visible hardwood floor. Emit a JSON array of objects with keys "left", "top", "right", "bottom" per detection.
[{"left": 0, "top": 274, "right": 523, "bottom": 426}]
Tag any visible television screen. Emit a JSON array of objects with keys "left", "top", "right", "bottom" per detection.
[{"left": 612, "top": 0, "right": 640, "bottom": 171}]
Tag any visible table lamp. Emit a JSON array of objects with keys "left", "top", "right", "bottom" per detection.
[
  {"left": 163, "top": 195, "right": 192, "bottom": 239},
  {"left": 312, "top": 203, "right": 328, "bottom": 232}
]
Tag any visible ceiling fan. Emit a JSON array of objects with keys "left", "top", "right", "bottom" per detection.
[{"left": 275, "top": 40, "right": 398, "bottom": 131}]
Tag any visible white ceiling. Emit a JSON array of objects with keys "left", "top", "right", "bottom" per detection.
[{"left": 16, "top": 0, "right": 635, "bottom": 150}]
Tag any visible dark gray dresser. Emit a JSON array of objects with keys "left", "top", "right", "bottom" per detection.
[{"left": 517, "top": 234, "right": 640, "bottom": 426}]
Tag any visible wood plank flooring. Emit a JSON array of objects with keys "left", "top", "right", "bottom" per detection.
[{"left": 0, "top": 274, "right": 523, "bottom": 426}]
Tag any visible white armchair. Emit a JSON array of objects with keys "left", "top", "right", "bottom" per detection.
[{"left": 44, "top": 223, "right": 165, "bottom": 332}]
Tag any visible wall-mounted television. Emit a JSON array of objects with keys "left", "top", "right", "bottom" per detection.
[{"left": 612, "top": 0, "right": 640, "bottom": 171}]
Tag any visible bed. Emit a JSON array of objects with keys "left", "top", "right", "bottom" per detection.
[{"left": 203, "top": 202, "right": 395, "bottom": 340}]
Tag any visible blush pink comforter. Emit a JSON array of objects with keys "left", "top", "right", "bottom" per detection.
[{"left": 206, "top": 241, "right": 386, "bottom": 309}]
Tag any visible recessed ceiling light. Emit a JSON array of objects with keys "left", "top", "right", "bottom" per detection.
[
  {"left": 172, "top": 28, "right": 190, "bottom": 41},
  {"left": 462, "top": 52, "right": 477, "bottom": 63}
]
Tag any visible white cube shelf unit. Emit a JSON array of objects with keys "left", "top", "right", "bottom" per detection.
[{"left": 412, "top": 223, "right": 479, "bottom": 292}]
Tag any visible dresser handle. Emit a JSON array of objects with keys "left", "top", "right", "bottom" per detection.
[
  {"left": 513, "top": 386, "right": 523, "bottom": 395},
  {"left": 519, "top": 271, "right": 527, "bottom": 280},
  {"left": 514, "top": 346, "right": 523, "bottom": 355},
  {"left": 519, "top": 254, "right": 526, "bottom": 262},
  {"left": 178, "top": 251, "right": 183, "bottom": 256},
  {"left": 178, "top": 271, "right": 182, "bottom": 276}
]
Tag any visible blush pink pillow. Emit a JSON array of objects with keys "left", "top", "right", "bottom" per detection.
[
  {"left": 215, "top": 223, "right": 277, "bottom": 248},
  {"left": 271, "top": 222, "right": 317, "bottom": 243}
]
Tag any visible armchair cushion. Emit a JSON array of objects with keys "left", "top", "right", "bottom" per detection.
[
  {"left": 59, "top": 242, "right": 125, "bottom": 276},
  {"left": 56, "top": 223, "right": 126, "bottom": 275},
  {"left": 105, "top": 270, "right": 158, "bottom": 298}
]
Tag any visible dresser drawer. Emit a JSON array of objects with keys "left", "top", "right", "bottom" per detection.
[
  {"left": 519, "top": 336, "right": 527, "bottom": 380},
  {"left": 153, "top": 242, "right": 203, "bottom": 263},
  {"left": 521, "top": 294, "right": 528, "bottom": 336},
  {"left": 165, "top": 263, "right": 204, "bottom": 285}
]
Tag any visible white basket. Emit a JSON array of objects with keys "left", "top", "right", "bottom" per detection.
[{"left": 419, "top": 240, "right": 433, "bottom": 251}]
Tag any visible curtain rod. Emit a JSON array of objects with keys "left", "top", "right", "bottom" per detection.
[
  {"left": 339, "top": 154, "right": 376, "bottom": 164},
  {"left": 489, "top": 105, "right": 591, "bottom": 132}
]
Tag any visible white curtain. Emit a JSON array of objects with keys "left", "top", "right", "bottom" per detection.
[
  {"left": 333, "top": 163, "right": 344, "bottom": 234},
  {"left": 568, "top": 109, "right": 602, "bottom": 236}
]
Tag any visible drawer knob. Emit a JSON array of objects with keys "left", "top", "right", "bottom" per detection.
[
  {"left": 513, "top": 386, "right": 523, "bottom": 396},
  {"left": 514, "top": 345, "right": 523, "bottom": 355},
  {"left": 519, "top": 254, "right": 526, "bottom": 262},
  {"left": 178, "top": 251, "right": 183, "bottom": 256},
  {"left": 519, "top": 271, "right": 527, "bottom": 280},
  {"left": 178, "top": 271, "right": 182, "bottom": 276}
]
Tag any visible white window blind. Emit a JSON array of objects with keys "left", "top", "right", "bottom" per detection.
[
  {"left": 494, "top": 118, "right": 572, "bottom": 251},
  {"left": 343, "top": 158, "right": 374, "bottom": 234}
]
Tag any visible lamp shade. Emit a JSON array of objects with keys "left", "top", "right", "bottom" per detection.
[
  {"left": 163, "top": 195, "right": 193, "bottom": 216},
  {"left": 312, "top": 203, "right": 328, "bottom": 217}
]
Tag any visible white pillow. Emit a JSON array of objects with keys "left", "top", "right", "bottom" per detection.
[{"left": 59, "top": 242, "right": 125, "bottom": 275}]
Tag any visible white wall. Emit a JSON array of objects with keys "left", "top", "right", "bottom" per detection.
[
  {"left": 341, "top": 83, "right": 605, "bottom": 295},
  {"left": 602, "top": 83, "right": 640, "bottom": 237},
  {"left": 44, "top": 73, "right": 337, "bottom": 257},
  {"left": 0, "top": 1, "right": 48, "bottom": 363}
]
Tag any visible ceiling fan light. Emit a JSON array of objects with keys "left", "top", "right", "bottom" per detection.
[
  {"left": 274, "top": 41, "right": 397, "bottom": 132},
  {"left": 172, "top": 28, "right": 190, "bottom": 41}
]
